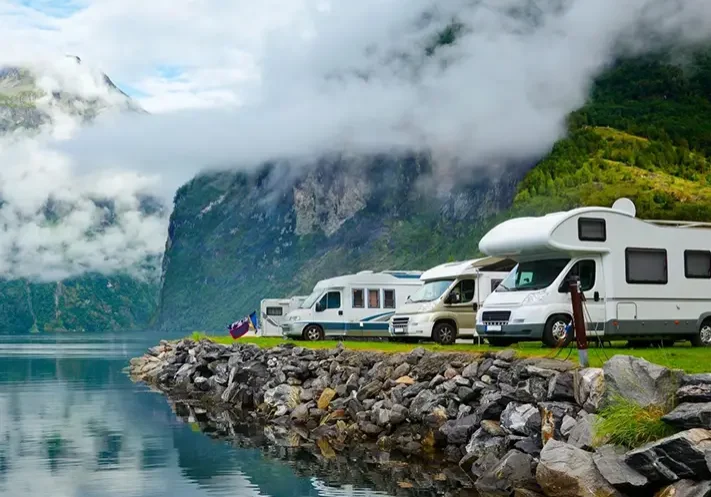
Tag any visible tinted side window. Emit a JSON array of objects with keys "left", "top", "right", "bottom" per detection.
[
  {"left": 578, "top": 218, "right": 606, "bottom": 242},
  {"left": 383, "top": 289, "right": 395, "bottom": 308},
  {"left": 685, "top": 250, "right": 711, "bottom": 279},
  {"left": 266, "top": 306, "right": 283, "bottom": 316},
  {"left": 352, "top": 289, "right": 364, "bottom": 308},
  {"left": 326, "top": 291, "right": 341, "bottom": 309},
  {"left": 626, "top": 248, "right": 667, "bottom": 284},
  {"left": 491, "top": 279, "right": 503, "bottom": 293},
  {"left": 367, "top": 289, "right": 380, "bottom": 308},
  {"left": 559, "top": 260, "right": 596, "bottom": 292}
]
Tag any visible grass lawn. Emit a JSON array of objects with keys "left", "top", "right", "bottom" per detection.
[{"left": 188, "top": 333, "right": 711, "bottom": 373}]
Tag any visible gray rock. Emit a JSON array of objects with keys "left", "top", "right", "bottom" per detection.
[
  {"left": 655, "top": 480, "right": 711, "bottom": 497},
  {"left": 514, "top": 437, "right": 543, "bottom": 456},
  {"left": 462, "top": 362, "right": 479, "bottom": 379},
  {"left": 465, "top": 428, "right": 507, "bottom": 460},
  {"left": 475, "top": 450, "right": 540, "bottom": 497},
  {"left": 454, "top": 375, "right": 470, "bottom": 386},
  {"left": 548, "top": 372, "right": 576, "bottom": 401},
  {"left": 536, "top": 440, "right": 622, "bottom": 497},
  {"left": 592, "top": 445, "right": 648, "bottom": 492},
  {"left": 375, "top": 405, "right": 408, "bottom": 427},
  {"left": 477, "top": 391, "right": 506, "bottom": 420},
  {"left": 429, "top": 374, "right": 446, "bottom": 388},
  {"left": 663, "top": 403, "right": 711, "bottom": 430},
  {"left": 603, "top": 355, "right": 682, "bottom": 409},
  {"left": 194, "top": 376, "right": 210, "bottom": 391},
  {"left": 402, "top": 381, "right": 428, "bottom": 399},
  {"left": 574, "top": 368, "right": 605, "bottom": 413},
  {"left": 481, "top": 420, "right": 506, "bottom": 437},
  {"left": 439, "top": 414, "right": 480, "bottom": 445},
  {"left": 356, "top": 380, "right": 382, "bottom": 401},
  {"left": 444, "top": 367, "right": 458, "bottom": 379},
  {"left": 501, "top": 403, "right": 541, "bottom": 437},
  {"left": 409, "top": 389, "right": 445, "bottom": 421},
  {"left": 457, "top": 386, "right": 477, "bottom": 403},
  {"left": 391, "top": 362, "right": 410, "bottom": 379},
  {"left": 515, "top": 377, "right": 549, "bottom": 403},
  {"left": 677, "top": 384, "right": 711, "bottom": 403},
  {"left": 291, "top": 403, "right": 311, "bottom": 422},
  {"left": 359, "top": 422, "right": 383, "bottom": 436},
  {"left": 625, "top": 428, "right": 711, "bottom": 482},
  {"left": 497, "top": 349, "right": 517, "bottom": 361},
  {"left": 264, "top": 384, "right": 299, "bottom": 408},
  {"left": 683, "top": 374, "right": 711, "bottom": 386},
  {"left": 561, "top": 415, "right": 577, "bottom": 438},
  {"left": 567, "top": 413, "right": 598, "bottom": 450}
]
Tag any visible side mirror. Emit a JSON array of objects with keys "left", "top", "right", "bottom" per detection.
[
  {"left": 315, "top": 301, "right": 325, "bottom": 312},
  {"left": 594, "top": 291, "right": 600, "bottom": 302},
  {"left": 447, "top": 293, "right": 461, "bottom": 304}
]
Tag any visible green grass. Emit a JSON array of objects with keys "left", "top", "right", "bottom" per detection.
[
  {"left": 186, "top": 333, "right": 711, "bottom": 373},
  {"left": 594, "top": 395, "right": 677, "bottom": 448}
]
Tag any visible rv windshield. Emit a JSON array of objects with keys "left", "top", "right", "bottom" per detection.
[
  {"left": 496, "top": 258, "right": 571, "bottom": 292},
  {"left": 300, "top": 290, "right": 322, "bottom": 309},
  {"left": 408, "top": 279, "right": 454, "bottom": 303}
]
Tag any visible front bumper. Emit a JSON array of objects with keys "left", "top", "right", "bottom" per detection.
[
  {"left": 281, "top": 322, "right": 307, "bottom": 338},
  {"left": 389, "top": 319, "right": 434, "bottom": 337},
  {"left": 476, "top": 322, "right": 545, "bottom": 340}
]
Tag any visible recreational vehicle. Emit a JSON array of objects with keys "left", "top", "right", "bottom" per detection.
[
  {"left": 259, "top": 296, "right": 307, "bottom": 337},
  {"left": 281, "top": 270, "right": 423, "bottom": 341},
  {"left": 388, "top": 257, "right": 514, "bottom": 345},
  {"left": 476, "top": 198, "right": 711, "bottom": 348}
]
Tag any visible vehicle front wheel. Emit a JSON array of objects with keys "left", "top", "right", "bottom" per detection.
[
  {"left": 433, "top": 322, "right": 457, "bottom": 345},
  {"left": 302, "top": 325, "right": 324, "bottom": 342},
  {"left": 542, "top": 314, "right": 573, "bottom": 348},
  {"left": 690, "top": 320, "right": 711, "bottom": 347}
]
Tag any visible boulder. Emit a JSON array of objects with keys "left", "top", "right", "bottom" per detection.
[
  {"left": 683, "top": 374, "right": 711, "bottom": 386},
  {"left": 410, "top": 389, "right": 445, "bottom": 421},
  {"left": 561, "top": 415, "right": 577, "bottom": 438},
  {"left": 481, "top": 420, "right": 506, "bottom": 437},
  {"left": 477, "top": 391, "right": 506, "bottom": 420},
  {"left": 391, "top": 362, "right": 411, "bottom": 379},
  {"left": 356, "top": 380, "right": 383, "bottom": 401},
  {"left": 475, "top": 450, "right": 540, "bottom": 497},
  {"left": 501, "top": 403, "right": 541, "bottom": 437},
  {"left": 317, "top": 388, "right": 337, "bottom": 410},
  {"left": 465, "top": 428, "right": 507, "bottom": 460},
  {"left": 593, "top": 444, "right": 648, "bottom": 492},
  {"left": 567, "top": 413, "right": 598, "bottom": 451},
  {"left": 655, "top": 480, "right": 711, "bottom": 497},
  {"left": 548, "top": 372, "right": 576, "bottom": 402},
  {"left": 462, "top": 362, "right": 479, "bottom": 379},
  {"left": 603, "top": 355, "right": 682, "bottom": 409},
  {"left": 439, "top": 414, "right": 480, "bottom": 445},
  {"left": 663, "top": 403, "right": 711, "bottom": 430},
  {"left": 514, "top": 377, "right": 550, "bottom": 403},
  {"left": 536, "top": 440, "right": 622, "bottom": 497},
  {"left": 625, "top": 429, "right": 711, "bottom": 482},
  {"left": 677, "top": 384, "right": 711, "bottom": 403},
  {"left": 574, "top": 368, "right": 605, "bottom": 413},
  {"left": 264, "top": 384, "right": 300, "bottom": 409},
  {"left": 514, "top": 436, "right": 543, "bottom": 456}
]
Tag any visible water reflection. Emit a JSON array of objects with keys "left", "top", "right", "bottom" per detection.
[{"left": 0, "top": 334, "right": 403, "bottom": 497}]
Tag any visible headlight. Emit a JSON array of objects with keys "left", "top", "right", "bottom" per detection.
[{"left": 289, "top": 315, "right": 300, "bottom": 321}]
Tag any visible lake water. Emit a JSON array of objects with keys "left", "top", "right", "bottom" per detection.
[{"left": 0, "top": 333, "right": 410, "bottom": 497}]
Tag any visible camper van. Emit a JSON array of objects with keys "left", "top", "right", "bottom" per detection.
[
  {"left": 476, "top": 198, "right": 711, "bottom": 348},
  {"left": 259, "top": 296, "right": 307, "bottom": 337},
  {"left": 281, "top": 270, "right": 423, "bottom": 341},
  {"left": 388, "top": 257, "right": 514, "bottom": 345}
]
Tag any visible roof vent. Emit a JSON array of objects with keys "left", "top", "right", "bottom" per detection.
[{"left": 612, "top": 198, "right": 636, "bottom": 217}]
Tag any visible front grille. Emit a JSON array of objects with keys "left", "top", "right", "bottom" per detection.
[
  {"left": 482, "top": 311, "right": 511, "bottom": 323},
  {"left": 392, "top": 317, "right": 410, "bottom": 327}
]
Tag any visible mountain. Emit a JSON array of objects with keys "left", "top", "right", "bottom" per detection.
[
  {"left": 0, "top": 57, "right": 160, "bottom": 334},
  {"left": 157, "top": 49, "right": 711, "bottom": 333}
]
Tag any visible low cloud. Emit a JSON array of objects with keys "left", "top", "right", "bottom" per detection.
[{"left": 2, "top": 0, "right": 711, "bottom": 282}]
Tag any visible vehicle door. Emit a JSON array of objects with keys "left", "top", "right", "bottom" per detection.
[
  {"left": 558, "top": 257, "right": 605, "bottom": 336},
  {"left": 444, "top": 278, "right": 477, "bottom": 335},
  {"left": 314, "top": 290, "right": 346, "bottom": 337}
]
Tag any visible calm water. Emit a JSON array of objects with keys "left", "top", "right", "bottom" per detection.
[{"left": 0, "top": 333, "right": 399, "bottom": 497}]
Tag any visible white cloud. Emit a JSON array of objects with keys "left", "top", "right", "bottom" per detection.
[{"left": 1, "top": 0, "right": 711, "bottom": 282}]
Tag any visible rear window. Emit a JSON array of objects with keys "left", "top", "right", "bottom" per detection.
[
  {"left": 685, "top": 250, "right": 711, "bottom": 279},
  {"left": 265, "top": 306, "right": 283, "bottom": 316}
]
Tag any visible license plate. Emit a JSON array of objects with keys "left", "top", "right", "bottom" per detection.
[
  {"left": 393, "top": 328, "right": 405, "bottom": 334},
  {"left": 486, "top": 324, "right": 501, "bottom": 332}
]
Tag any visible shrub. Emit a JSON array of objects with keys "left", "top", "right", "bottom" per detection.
[{"left": 594, "top": 396, "right": 677, "bottom": 448}]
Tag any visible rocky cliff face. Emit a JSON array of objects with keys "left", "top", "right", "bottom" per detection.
[
  {"left": 157, "top": 155, "right": 520, "bottom": 332},
  {"left": 0, "top": 59, "right": 159, "bottom": 334}
]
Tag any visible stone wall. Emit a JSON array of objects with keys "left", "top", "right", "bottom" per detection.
[{"left": 130, "top": 339, "right": 711, "bottom": 497}]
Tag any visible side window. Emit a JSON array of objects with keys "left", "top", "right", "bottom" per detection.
[
  {"left": 491, "top": 279, "right": 503, "bottom": 293},
  {"left": 367, "top": 289, "right": 380, "bottom": 308},
  {"left": 685, "top": 250, "right": 711, "bottom": 279},
  {"left": 326, "top": 291, "right": 341, "bottom": 309},
  {"left": 266, "top": 306, "right": 283, "bottom": 316},
  {"left": 383, "top": 289, "right": 395, "bottom": 309},
  {"left": 626, "top": 248, "right": 667, "bottom": 284},
  {"left": 559, "top": 260, "right": 596, "bottom": 292},
  {"left": 578, "top": 217, "right": 606, "bottom": 242},
  {"left": 352, "top": 289, "right": 364, "bottom": 308},
  {"left": 459, "top": 279, "right": 475, "bottom": 303}
]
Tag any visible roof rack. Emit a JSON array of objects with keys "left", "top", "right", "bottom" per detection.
[{"left": 644, "top": 219, "right": 711, "bottom": 229}]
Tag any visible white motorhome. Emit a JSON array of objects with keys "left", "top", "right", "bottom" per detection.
[
  {"left": 281, "top": 270, "right": 423, "bottom": 341},
  {"left": 475, "top": 198, "right": 711, "bottom": 348},
  {"left": 259, "top": 296, "right": 307, "bottom": 337},
  {"left": 388, "top": 257, "right": 514, "bottom": 345}
]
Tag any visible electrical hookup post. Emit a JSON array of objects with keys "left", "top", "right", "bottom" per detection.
[{"left": 568, "top": 275, "right": 590, "bottom": 367}]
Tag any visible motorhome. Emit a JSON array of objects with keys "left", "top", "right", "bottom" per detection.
[
  {"left": 475, "top": 198, "right": 711, "bottom": 348},
  {"left": 281, "top": 270, "right": 423, "bottom": 341},
  {"left": 387, "top": 257, "right": 515, "bottom": 345},
  {"left": 259, "top": 296, "right": 307, "bottom": 337}
]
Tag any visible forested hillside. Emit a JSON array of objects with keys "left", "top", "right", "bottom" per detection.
[{"left": 157, "top": 49, "right": 711, "bottom": 333}]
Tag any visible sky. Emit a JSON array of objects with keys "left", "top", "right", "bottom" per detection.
[{"left": 1, "top": 0, "right": 711, "bottom": 281}]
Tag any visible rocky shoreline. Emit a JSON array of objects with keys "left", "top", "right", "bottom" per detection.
[{"left": 130, "top": 339, "right": 711, "bottom": 497}]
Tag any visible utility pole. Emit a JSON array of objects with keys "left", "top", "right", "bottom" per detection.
[{"left": 569, "top": 275, "right": 589, "bottom": 367}]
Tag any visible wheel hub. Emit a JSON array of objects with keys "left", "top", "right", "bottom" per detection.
[
  {"left": 552, "top": 321, "right": 568, "bottom": 341},
  {"left": 701, "top": 325, "right": 711, "bottom": 345}
]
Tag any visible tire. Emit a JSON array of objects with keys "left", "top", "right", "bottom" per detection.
[
  {"left": 302, "top": 324, "right": 324, "bottom": 342},
  {"left": 433, "top": 321, "right": 457, "bottom": 345},
  {"left": 690, "top": 319, "right": 711, "bottom": 347},
  {"left": 487, "top": 337, "right": 518, "bottom": 347},
  {"left": 542, "top": 314, "right": 573, "bottom": 348}
]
